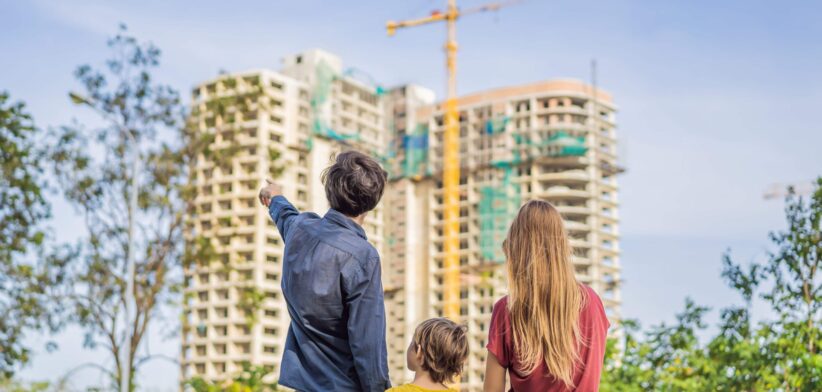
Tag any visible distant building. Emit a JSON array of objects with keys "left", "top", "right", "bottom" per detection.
[{"left": 182, "top": 50, "right": 622, "bottom": 392}]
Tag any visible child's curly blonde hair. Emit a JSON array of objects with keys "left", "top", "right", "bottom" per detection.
[{"left": 413, "top": 318, "right": 468, "bottom": 384}]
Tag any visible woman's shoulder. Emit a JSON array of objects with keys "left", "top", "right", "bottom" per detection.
[
  {"left": 490, "top": 296, "right": 510, "bottom": 326},
  {"left": 493, "top": 295, "right": 509, "bottom": 310},
  {"left": 579, "top": 284, "right": 603, "bottom": 310},
  {"left": 580, "top": 283, "right": 600, "bottom": 299},
  {"left": 579, "top": 284, "right": 610, "bottom": 327}
]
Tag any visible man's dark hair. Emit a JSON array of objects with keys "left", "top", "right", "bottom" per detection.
[{"left": 322, "top": 150, "right": 387, "bottom": 217}]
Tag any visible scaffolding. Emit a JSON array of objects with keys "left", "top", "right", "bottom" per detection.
[
  {"left": 402, "top": 124, "right": 430, "bottom": 179},
  {"left": 477, "top": 120, "right": 588, "bottom": 263},
  {"left": 478, "top": 165, "right": 520, "bottom": 263},
  {"left": 306, "top": 61, "right": 388, "bottom": 150},
  {"left": 484, "top": 115, "right": 510, "bottom": 135}
]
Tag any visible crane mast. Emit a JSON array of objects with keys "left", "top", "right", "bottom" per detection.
[{"left": 386, "top": 0, "right": 519, "bottom": 323}]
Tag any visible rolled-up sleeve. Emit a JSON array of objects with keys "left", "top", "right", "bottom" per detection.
[
  {"left": 342, "top": 255, "right": 391, "bottom": 392},
  {"left": 268, "top": 195, "right": 299, "bottom": 241}
]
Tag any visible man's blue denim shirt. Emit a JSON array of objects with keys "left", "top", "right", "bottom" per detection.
[{"left": 268, "top": 196, "right": 391, "bottom": 392}]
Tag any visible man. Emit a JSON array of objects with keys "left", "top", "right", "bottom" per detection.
[{"left": 259, "top": 150, "right": 391, "bottom": 392}]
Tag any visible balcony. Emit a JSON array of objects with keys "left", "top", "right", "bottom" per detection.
[
  {"left": 599, "top": 197, "right": 620, "bottom": 208},
  {"left": 545, "top": 122, "right": 589, "bottom": 133},
  {"left": 596, "top": 146, "right": 618, "bottom": 161},
  {"left": 600, "top": 262, "right": 621, "bottom": 273},
  {"left": 599, "top": 211, "right": 619, "bottom": 223},
  {"left": 536, "top": 105, "right": 589, "bottom": 116},
  {"left": 555, "top": 205, "right": 590, "bottom": 216},
  {"left": 598, "top": 179, "right": 618, "bottom": 191},
  {"left": 564, "top": 220, "right": 591, "bottom": 232},
  {"left": 577, "top": 274, "right": 593, "bottom": 284},
  {"left": 596, "top": 130, "right": 617, "bottom": 144},
  {"left": 569, "top": 238, "right": 593, "bottom": 248},
  {"left": 536, "top": 169, "right": 590, "bottom": 183},
  {"left": 539, "top": 186, "right": 590, "bottom": 200},
  {"left": 571, "top": 255, "right": 593, "bottom": 266},
  {"left": 599, "top": 244, "right": 620, "bottom": 256}
]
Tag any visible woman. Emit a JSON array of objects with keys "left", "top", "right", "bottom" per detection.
[{"left": 484, "top": 200, "right": 610, "bottom": 392}]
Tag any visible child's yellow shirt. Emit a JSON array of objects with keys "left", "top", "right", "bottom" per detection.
[{"left": 387, "top": 384, "right": 457, "bottom": 392}]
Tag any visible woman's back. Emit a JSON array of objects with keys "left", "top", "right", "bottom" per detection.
[
  {"left": 486, "top": 285, "right": 610, "bottom": 391},
  {"left": 483, "top": 199, "right": 610, "bottom": 391}
]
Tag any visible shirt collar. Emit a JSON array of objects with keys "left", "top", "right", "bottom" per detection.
[{"left": 323, "top": 208, "right": 368, "bottom": 240}]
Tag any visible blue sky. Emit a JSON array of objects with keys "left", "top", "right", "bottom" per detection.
[{"left": 2, "top": 0, "right": 821, "bottom": 390}]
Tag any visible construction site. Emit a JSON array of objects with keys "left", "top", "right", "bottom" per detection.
[
  {"left": 183, "top": 3, "right": 620, "bottom": 390},
  {"left": 181, "top": 44, "right": 623, "bottom": 390}
]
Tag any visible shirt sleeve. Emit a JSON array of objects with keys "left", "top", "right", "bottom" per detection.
[
  {"left": 574, "top": 288, "right": 610, "bottom": 392},
  {"left": 343, "top": 255, "right": 391, "bottom": 392},
  {"left": 267, "top": 195, "right": 299, "bottom": 241},
  {"left": 486, "top": 297, "right": 510, "bottom": 368}
]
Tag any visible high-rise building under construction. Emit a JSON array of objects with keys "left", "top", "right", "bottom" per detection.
[{"left": 182, "top": 49, "right": 622, "bottom": 391}]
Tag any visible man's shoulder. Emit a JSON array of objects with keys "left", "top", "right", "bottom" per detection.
[
  {"left": 295, "top": 210, "right": 322, "bottom": 223},
  {"left": 332, "top": 239, "right": 380, "bottom": 284},
  {"left": 318, "top": 226, "right": 378, "bottom": 260},
  {"left": 294, "top": 213, "right": 380, "bottom": 269},
  {"left": 340, "top": 238, "right": 379, "bottom": 269}
]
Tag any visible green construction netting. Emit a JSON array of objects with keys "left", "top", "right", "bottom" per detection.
[
  {"left": 401, "top": 124, "right": 429, "bottom": 179},
  {"left": 479, "top": 166, "right": 520, "bottom": 263},
  {"left": 546, "top": 131, "right": 587, "bottom": 156},
  {"left": 310, "top": 61, "right": 361, "bottom": 144},
  {"left": 485, "top": 115, "right": 510, "bottom": 135},
  {"left": 374, "top": 144, "right": 397, "bottom": 179},
  {"left": 342, "top": 67, "right": 387, "bottom": 97},
  {"left": 479, "top": 129, "right": 586, "bottom": 262},
  {"left": 490, "top": 130, "right": 588, "bottom": 167}
]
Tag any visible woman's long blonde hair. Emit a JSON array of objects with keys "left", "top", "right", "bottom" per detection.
[{"left": 503, "top": 200, "right": 586, "bottom": 388}]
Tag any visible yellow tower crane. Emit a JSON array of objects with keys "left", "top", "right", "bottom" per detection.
[{"left": 387, "top": 0, "right": 520, "bottom": 321}]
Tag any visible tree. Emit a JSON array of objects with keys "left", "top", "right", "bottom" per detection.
[
  {"left": 48, "top": 25, "right": 284, "bottom": 390},
  {"left": 602, "top": 177, "right": 822, "bottom": 391},
  {"left": 0, "top": 92, "right": 71, "bottom": 377},
  {"left": 48, "top": 25, "right": 213, "bottom": 390}
]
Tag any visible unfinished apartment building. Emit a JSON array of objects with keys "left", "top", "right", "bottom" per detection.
[
  {"left": 396, "top": 80, "right": 624, "bottom": 390},
  {"left": 181, "top": 49, "right": 388, "bottom": 384}
]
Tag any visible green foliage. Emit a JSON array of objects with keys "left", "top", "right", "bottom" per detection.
[
  {"left": 237, "top": 287, "right": 265, "bottom": 326},
  {"left": 268, "top": 147, "right": 284, "bottom": 178},
  {"left": 46, "top": 25, "right": 217, "bottom": 390},
  {"left": 602, "top": 178, "right": 822, "bottom": 391},
  {"left": 0, "top": 377, "right": 51, "bottom": 392},
  {"left": 0, "top": 92, "right": 73, "bottom": 376},
  {"left": 185, "top": 362, "right": 278, "bottom": 392},
  {"left": 31, "top": 25, "right": 287, "bottom": 389}
]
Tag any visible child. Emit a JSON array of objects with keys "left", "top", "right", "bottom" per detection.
[{"left": 389, "top": 318, "right": 469, "bottom": 392}]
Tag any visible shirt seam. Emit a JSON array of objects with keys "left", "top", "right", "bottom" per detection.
[{"left": 311, "top": 233, "right": 380, "bottom": 271}]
